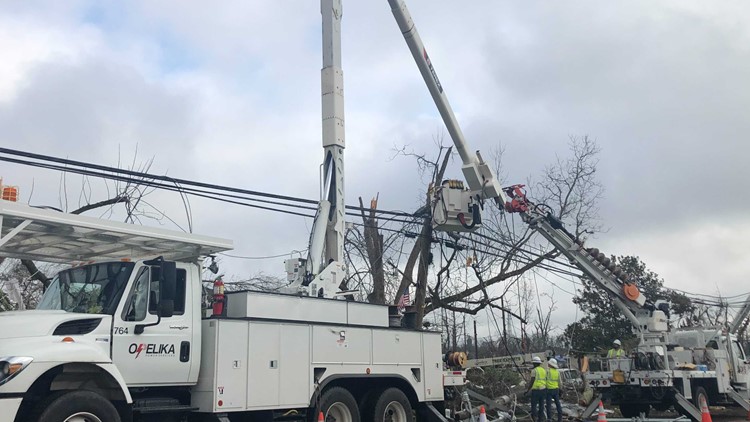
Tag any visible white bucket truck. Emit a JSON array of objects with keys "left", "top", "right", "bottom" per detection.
[{"left": 0, "top": 200, "right": 450, "bottom": 422}]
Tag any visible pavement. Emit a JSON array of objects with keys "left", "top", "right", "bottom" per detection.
[{"left": 645, "top": 407, "right": 746, "bottom": 421}]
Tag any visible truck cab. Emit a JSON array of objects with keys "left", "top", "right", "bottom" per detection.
[
  {"left": 32, "top": 258, "right": 203, "bottom": 386},
  {"left": 0, "top": 200, "right": 232, "bottom": 421}
]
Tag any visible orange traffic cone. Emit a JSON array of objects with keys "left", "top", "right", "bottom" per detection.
[
  {"left": 478, "top": 406, "right": 487, "bottom": 422},
  {"left": 319, "top": 411, "right": 325, "bottom": 422},
  {"left": 700, "top": 396, "right": 712, "bottom": 422},
  {"left": 597, "top": 401, "right": 607, "bottom": 422}
]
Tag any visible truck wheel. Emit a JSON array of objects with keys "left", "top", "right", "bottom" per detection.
[
  {"left": 319, "top": 387, "right": 360, "bottom": 422},
  {"left": 373, "top": 388, "right": 413, "bottom": 422},
  {"left": 676, "top": 386, "right": 708, "bottom": 419},
  {"left": 693, "top": 386, "right": 709, "bottom": 409},
  {"left": 36, "top": 390, "right": 121, "bottom": 422}
]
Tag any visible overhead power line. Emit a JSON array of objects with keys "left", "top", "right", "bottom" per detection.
[
  {"left": 0, "top": 147, "right": 417, "bottom": 220},
  {"left": 2, "top": 147, "right": 738, "bottom": 304},
  {"left": 220, "top": 249, "right": 308, "bottom": 260}
]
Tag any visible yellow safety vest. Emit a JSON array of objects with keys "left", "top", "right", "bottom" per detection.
[
  {"left": 547, "top": 368, "right": 559, "bottom": 390},
  {"left": 608, "top": 348, "right": 625, "bottom": 358},
  {"left": 532, "top": 366, "right": 547, "bottom": 390}
]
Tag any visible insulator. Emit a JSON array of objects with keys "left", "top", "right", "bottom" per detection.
[
  {"left": 589, "top": 248, "right": 600, "bottom": 256},
  {"left": 601, "top": 257, "right": 611, "bottom": 267},
  {"left": 597, "top": 253, "right": 606, "bottom": 262}
]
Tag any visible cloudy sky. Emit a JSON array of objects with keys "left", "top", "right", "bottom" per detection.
[{"left": 1, "top": 1, "right": 749, "bottom": 338}]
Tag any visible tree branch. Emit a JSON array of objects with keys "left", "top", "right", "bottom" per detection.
[
  {"left": 21, "top": 259, "right": 52, "bottom": 289},
  {"left": 71, "top": 194, "right": 130, "bottom": 215}
]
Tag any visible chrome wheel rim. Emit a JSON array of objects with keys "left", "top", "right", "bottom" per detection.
[
  {"left": 326, "top": 402, "right": 353, "bottom": 422},
  {"left": 65, "top": 412, "right": 103, "bottom": 422},
  {"left": 383, "top": 400, "right": 408, "bottom": 422}
]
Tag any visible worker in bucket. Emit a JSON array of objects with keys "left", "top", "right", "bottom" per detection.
[
  {"left": 546, "top": 358, "right": 563, "bottom": 422},
  {"left": 608, "top": 339, "right": 625, "bottom": 358},
  {"left": 525, "top": 356, "right": 547, "bottom": 422}
]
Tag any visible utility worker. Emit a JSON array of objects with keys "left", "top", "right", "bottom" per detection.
[
  {"left": 608, "top": 339, "right": 625, "bottom": 358},
  {"left": 546, "top": 358, "right": 563, "bottom": 422},
  {"left": 525, "top": 356, "right": 547, "bottom": 422}
]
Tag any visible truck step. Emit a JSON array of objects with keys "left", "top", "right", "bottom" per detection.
[
  {"left": 581, "top": 394, "right": 603, "bottom": 420},
  {"left": 727, "top": 388, "right": 750, "bottom": 412},
  {"left": 673, "top": 392, "right": 701, "bottom": 421},
  {"left": 133, "top": 398, "right": 198, "bottom": 414},
  {"left": 136, "top": 405, "right": 198, "bottom": 414}
]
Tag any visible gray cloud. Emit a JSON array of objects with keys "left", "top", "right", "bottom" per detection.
[
  {"left": 1, "top": 1, "right": 749, "bottom": 327},
  {"left": 0, "top": 58, "right": 197, "bottom": 161}
]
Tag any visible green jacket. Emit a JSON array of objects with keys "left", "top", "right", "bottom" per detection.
[
  {"left": 531, "top": 366, "right": 547, "bottom": 390},
  {"left": 546, "top": 368, "right": 560, "bottom": 389},
  {"left": 608, "top": 348, "right": 625, "bottom": 358}
]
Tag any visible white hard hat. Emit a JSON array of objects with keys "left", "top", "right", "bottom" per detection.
[
  {"left": 548, "top": 358, "right": 558, "bottom": 368},
  {"left": 532, "top": 356, "right": 542, "bottom": 364},
  {"left": 613, "top": 339, "right": 622, "bottom": 346}
]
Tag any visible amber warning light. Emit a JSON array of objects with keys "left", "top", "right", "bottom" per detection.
[{"left": 0, "top": 178, "right": 19, "bottom": 202}]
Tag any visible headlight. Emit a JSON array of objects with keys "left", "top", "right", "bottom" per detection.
[{"left": 0, "top": 356, "right": 33, "bottom": 386}]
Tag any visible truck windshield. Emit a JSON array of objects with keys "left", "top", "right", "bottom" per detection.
[
  {"left": 37, "top": 262, "right": 135, "bottom": 315},
  {"left": 733, "top": 341, "right": 746, "bottom": 361}
]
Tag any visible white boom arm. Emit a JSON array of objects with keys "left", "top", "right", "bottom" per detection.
[
  {"left": 387, "top": 0, "right": 507, "bottom": 216},
  {"left": 387, "top": 0, "right": 504, "bottom": 201},
  {"left": 730, "top": 294, "right": 750, "bottom": 334},
  {"left": 387, "top": 0, "right": 669, "bottom": 337},
  {"left": 502, "top": 186, "right": 676, "bottom": 336},
  {"left": 524, "top": 210, "right": 645, "bottom": 330},
  {"left": 285, "top": 0, "right": 347, "bottom": 298}
]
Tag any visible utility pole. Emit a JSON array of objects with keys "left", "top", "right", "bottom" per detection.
[
  {"left": 451, "top": 310, "right": 457, "bottom": 351},
  {"left": 501, "top": 296, "right": 507, "bottom": 346},
  {"left": 473, "top": 319, "right": 479, "bottom": 359},
  {"left": 462, "top": 313, "right": 467, "bottom": 353}
]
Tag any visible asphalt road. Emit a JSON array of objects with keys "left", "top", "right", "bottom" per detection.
[{"left": 647, "top": 407, "right": 746, "bottom": 421}]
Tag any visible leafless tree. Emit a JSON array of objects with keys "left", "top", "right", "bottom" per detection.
[
  {"left": 347, "top": 135, "right": 603, "bottom": 339},
  {"left": 0, "top": 151, "right": 193, "bottom": 310}
]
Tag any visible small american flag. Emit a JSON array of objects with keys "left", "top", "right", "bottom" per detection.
[{"left": 398, "top": 290, "right": 411, "bottom": 312}]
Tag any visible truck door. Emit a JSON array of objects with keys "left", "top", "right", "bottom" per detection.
[
  {"left": 112, "top": 263, "right": 194, "bottom": 386},
  {"left": 730, "top": 339, "right": 750, "bottom": 390}
]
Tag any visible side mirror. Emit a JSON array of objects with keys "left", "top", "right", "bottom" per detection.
[
  {"left": 136, "top": 258, "right": 177, "bottom": 335},
  {"left": 160, "top": 299, "right": 174, "bottom": 318},
  {"left": 144, "top": 256, "right": 177, "bottom": 301},
  {"left": 160, "top": 261, "right": 177, "bottom": 302}
]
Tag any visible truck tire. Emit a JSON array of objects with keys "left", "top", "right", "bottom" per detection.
[
  {"left": 319, "top": 387, "right": 360, "bottom": 422},
  {"left": 35, "top": 390, "right": 121, "bottom": 422},
  {"left": 675, "top": 386, "right": 708, "bottom": 419},
  {"left": 372, "top": 388, "right": 413, "bottom": 422},
  {"left": 692, "top": 386, "right": 708, "bottom": 409}
]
